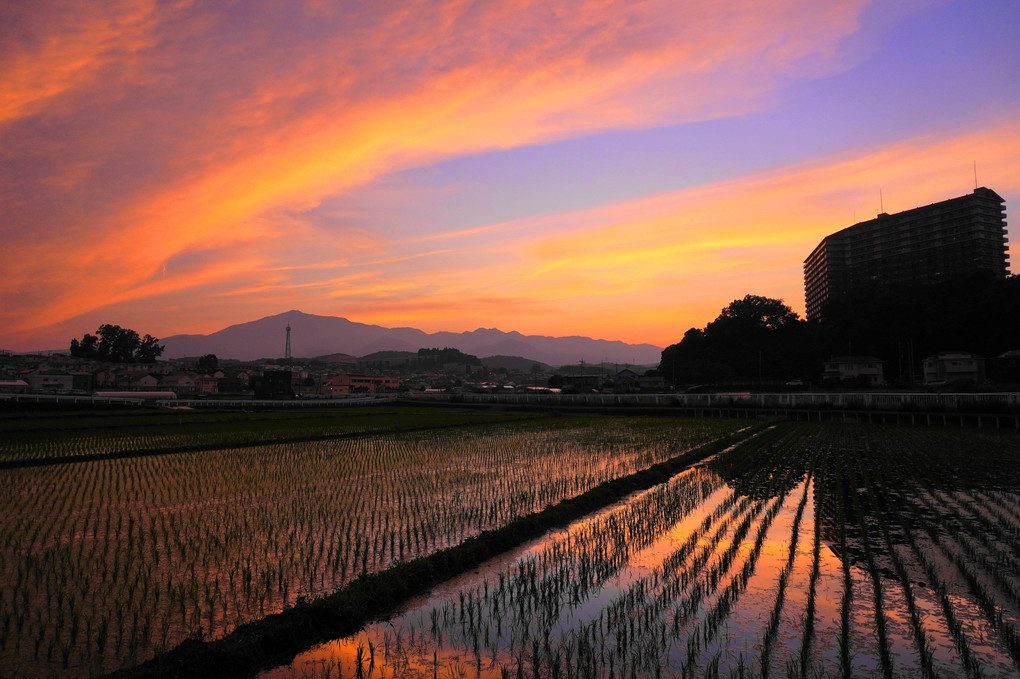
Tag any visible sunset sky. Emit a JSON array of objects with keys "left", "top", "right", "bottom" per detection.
[{"left": 2, "top": 0, "right": 1018, "bottom": 352}]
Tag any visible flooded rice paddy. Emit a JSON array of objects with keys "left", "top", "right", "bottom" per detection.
[
  {"left": 0, "top": 415, "right": 741, "bottom": 677},
  {"left": 264, "top": 424, "right": 1020, "bottom": 679}
]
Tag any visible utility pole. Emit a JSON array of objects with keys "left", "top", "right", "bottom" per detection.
[{"left": 285, "top": 325, "right": 292, "bottom": 363}]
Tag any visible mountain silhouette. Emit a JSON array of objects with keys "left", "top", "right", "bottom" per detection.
[{"left": 160, "top": 310, "right": 662, "bottom": 366}]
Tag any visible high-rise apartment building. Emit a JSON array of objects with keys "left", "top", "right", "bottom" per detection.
[{"left": 804, "top": 187, "right": 1009, "bottom": 320}]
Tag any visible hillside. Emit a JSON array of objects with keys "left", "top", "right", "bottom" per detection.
[{"left": 160, "top": 310, "right": 663, "bottom": 365}]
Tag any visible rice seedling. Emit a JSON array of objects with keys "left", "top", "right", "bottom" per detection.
[
  {"left": 0, "top": 414, "right": 743, "bottom": 676},
  {"left": 260, "top": 422, "right": 1020, "bottom": 679}
]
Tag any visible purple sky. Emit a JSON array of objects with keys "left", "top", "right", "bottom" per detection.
[{"left": 1, "top": 0, "right": 1018, "bottom": 351}]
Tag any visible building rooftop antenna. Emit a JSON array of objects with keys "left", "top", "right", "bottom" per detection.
[
  {"left": 973, "top": 160, "right": 978, "bottom": 190},
  {"left": 285, "top": 325, "right": 292, "bottom": 362}
]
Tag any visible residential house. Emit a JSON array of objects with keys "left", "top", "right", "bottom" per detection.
[
  {"left": 823, "top": 356, "right": 885, "bottom": 386},
  {"left": 129, "top": 373, "right": 160, "bottom": 391},
  {"left": 613, "top": 369, "right": 665, "bottom": 392},
  {"left": 321, "top": 374, "right": 400, "bottom": 395},
  {"left": 923, "top": 352, "right": 986, "bottom": 385},
  {"left": 195, "top": 376, "right": 218, "bottom": 394},
  {"left": 992, "top": 350, "right": 1020, "bottom": 383},
  {"left": 117, "top": 369, "right": 154, "bottom": 389},
  {"left": 216, "top": 376, "right": 243, "bottom": 393},
  {"left": 0, "top": 380, "right": 28, "bottom": 394},
  {"left": 94, "top": 370, "right": 119, "bottom": 388},
  {"left": 558, "top": 374, "right": 603, "bottom": 391},
  {"left": 159, "top": 373, "right": 197, "bottom": 394},
  {"left": 26, "top": 370, "right": 75, "bottom": 392}
]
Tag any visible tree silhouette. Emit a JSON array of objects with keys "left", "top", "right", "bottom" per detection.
[
  {"left": 69, "top": 325, "right": 164, "bottom": 363},
  {"left": 712, "top": 294, "right": 799, "bottom": 330},
  {"left": 196, "top": 354, "right": 219, "bottom": 373},
  {"left": 136, "top": 334, "right": 165, "bottom": 363},
  {"left": 661, "top": 295, "right": 816, "bottom": 385},
  {"left": 661, "top": 274, "right": 1020, "bottom": 388}
]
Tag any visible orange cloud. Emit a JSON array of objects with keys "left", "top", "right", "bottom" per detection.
[
  {"left": 350, "top": 120, "right": 1020, "bottom": 346},
  {"left": 6, "top": 113, "right": 1020, "bottom": 352},
  {"left": 13, "top": 1, "right": 1017, "bottom": 353},
  {"left": 0, "top": 1, "right": 161, "bottom": 125},
  {"left": 2, "top": 0, "right": 880, "bottom": 343}
]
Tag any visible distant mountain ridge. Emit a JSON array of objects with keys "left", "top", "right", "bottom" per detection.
[{"left": 161, "top": 310, "right": 662, "bottom": 366}]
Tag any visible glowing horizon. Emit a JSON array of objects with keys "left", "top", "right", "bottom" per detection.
[{"left": 2, "top": 1, "right": 1018, "bottom": 352}]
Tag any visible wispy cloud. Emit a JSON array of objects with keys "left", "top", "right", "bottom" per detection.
[
  {"left": 0, "top": 1, "right": 161, "bottom": 125},
  {"left": 6, "top": 0, "right": 1017, "bottom": 353},
  {"left": 8, "top": 116, "right": 1020, "bottom": 350},
  {"left": 331, "top": 121, "right": 1020, "bottom": 345},
  {"left": 1, "top": 0, "right": 879, "bottom": 343}
]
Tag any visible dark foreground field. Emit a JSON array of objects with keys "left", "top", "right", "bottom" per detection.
[
  {"left": 255, "top": 422, "right": 1020, "bottom": 679},
  {"left": 2, "top": 406, "right": 1019, "bottom": 678},
  {"left": 0, "top": 406, "right": 741, "bottom": 677}
]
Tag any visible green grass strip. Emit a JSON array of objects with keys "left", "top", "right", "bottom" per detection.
[{"left": 0, "top": 410, "right": 552, "bottom": 469}]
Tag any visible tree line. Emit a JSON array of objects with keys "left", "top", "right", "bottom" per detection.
[
  {"left": 69, "top": 324, "right": 165, "bottom": 363},
  {"left": 660, "top": 272, "right": 1020, "bottom": 386},
  {"left": 416, "top": 347, "right": 482, "bottom": 366}
]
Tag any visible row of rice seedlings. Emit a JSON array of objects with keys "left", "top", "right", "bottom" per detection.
[
  {"left": 914, "top": 486, "right": 1020, "bottom": 617},
  {"left": 803, "top": 428, "right": 860, "bottom": 676},
  {"left": 797, "top": 460, "right": 824, "bottom": 678},
  {"left": 861, "top": 428, "right": 983, "bottom": 678},
  {"left": 1, "top": 425, "right": 344, "bottom": 463},
  {"left": 906, "top": 481, "right": 1020, "bottom": 612},
  {"left": 843, "top": 424, "right": 1020, "bottom": 677},
  {"left": 890, "top": 429, "right": 1020, "bottom": 572},
  {"left": 574, "top": 489, "right": 762, "bottom": 676},
  {"left": 268, "top": 425, "right": 818, "bottom": 679},
  {"left": 600, "top": 490, "right": 763, "bottom": 676},
  {"left": 678, "top": 488, "right": 790, "bottom": 677},
  {"left": 847, "top": 431, "right": 933, "bottom": 679},
  {"left": 579, "top": 481, "right": 770, "bottom": 677},
  {"left": 981, "top": 487, "right": 1020, "bottom": 528},
  {"left": 959, "top": 488, "right": 1020, "bottom": 556},
  {"left": 754, "top": 423, "right": 1019, "bottom": 679},
  {"left": 887, "top": 428, "right": 1020, "bottom": 593},
  {"left": 489, "top": 466, "right": 738, "bottom": 674},
  {"left": 275, "top": 421, "right": 1020, "bottom": 679},
  {"left": 922, "top": 434, "right": 1020, "bottom": 533},
  {"left": 0, "top": 417, "right": 742, "bottom": 676},
  {"left": 544, "top": 424, "right": 810, "bottom": 675},
  {"left": 266, "top": 455, "right": 744, "bottom": 679},
  {"left": 678, "top": 426, "right": 819, "bottom": 677},
  {"left": 881, "top": 432, "right": 1020, "bottom": 669},
  {"left": 758, "top": 458, "right": 815, "bottom": 679},
  {"left": 837, "top": 429, "right": 894, "bottom": 679},
  {"left": 891, "top": 427, "right": 1020, "bottom": 534},
  {"left": 571, "top": 424, "right": 1015, "bottom": 676}
]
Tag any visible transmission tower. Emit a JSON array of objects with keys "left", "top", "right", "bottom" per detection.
[{"left": 285, "top": 325, "right": 292, "bottom": 362}]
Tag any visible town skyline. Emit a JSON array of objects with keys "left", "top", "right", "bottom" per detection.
[{"left": 2, "top": 1, "right": 1018, "bottom": 353}]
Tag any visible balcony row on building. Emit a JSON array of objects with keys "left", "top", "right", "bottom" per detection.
[{"left": 805, "top": 187, "right": 1009, "bottom": 320}]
